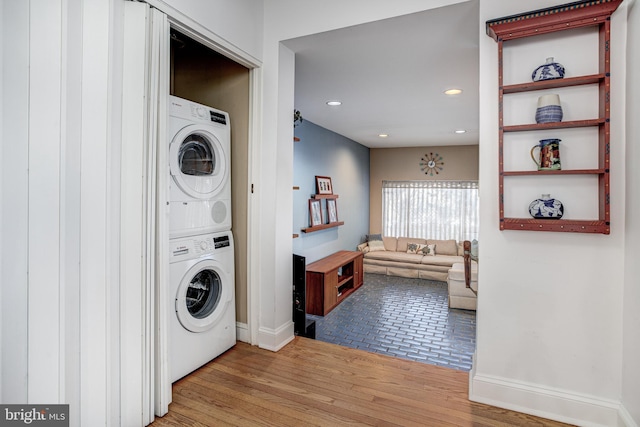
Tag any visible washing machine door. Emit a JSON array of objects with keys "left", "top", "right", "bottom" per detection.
[
  {"left": 175, "top": 260, "right": 231, "bottom": 333},
  {"left": 170, "top": 124, "right": 229, "bottom": 200}
]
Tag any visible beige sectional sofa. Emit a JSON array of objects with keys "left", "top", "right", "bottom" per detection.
[{"left": 357, "top": 236, "right": 469, "bottom": 282}]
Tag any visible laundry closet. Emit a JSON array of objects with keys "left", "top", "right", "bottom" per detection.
[{"left": 169, "top": 29, "right": 250, "bottom": 330}]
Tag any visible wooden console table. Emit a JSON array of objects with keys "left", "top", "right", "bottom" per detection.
[{"left": 305, "top": 250, "right": 364, "bottom": 316}]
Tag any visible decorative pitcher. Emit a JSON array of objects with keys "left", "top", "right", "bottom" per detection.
[{"left": 531, "top": 138, "right": 561, "bottom": 170}]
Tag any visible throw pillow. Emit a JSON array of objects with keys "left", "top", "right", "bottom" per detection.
[
  {"left": 366, "top": 233, "right": 383, "bottom": 242},
  {"left": 422, "top": 244, "right": 436, "bottom": 256},
  {"left": 368, "top": 240, "right": 386, "bottom": 252},
  {"left": 407, "top": 243, "right": 426, "bottom": 254}
]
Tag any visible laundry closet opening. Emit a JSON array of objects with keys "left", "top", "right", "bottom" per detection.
[{"left": 170, "top": 29, "right": 250, "bottom": 327}]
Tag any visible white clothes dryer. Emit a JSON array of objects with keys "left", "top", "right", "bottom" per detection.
[
  {"left": 169, "top": 96, "right": 231, "bottom": 238},
  {"left": 169, "top": 231, "right": 236, "bottom": 382}
]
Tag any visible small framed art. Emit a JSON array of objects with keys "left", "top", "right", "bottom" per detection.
[
  {"left": 315, "top": 176, "right": 333, "bottom": 195},
  {"left": 309, "top": 199, "right": 322, "bottom": 227},
  {"left": 327, "top": 198, "right": 338, "bottom": 223}
]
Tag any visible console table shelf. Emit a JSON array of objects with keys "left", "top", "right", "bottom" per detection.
[{"left": 305, "top": 251, "right": 363, "bottom": 316}]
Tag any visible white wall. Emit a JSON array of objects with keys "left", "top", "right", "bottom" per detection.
[
  {"left": 471, "top": 1, "right": 632, "bottom": 426},
  {"left": 623, "top": 1, "right": 640, "bottom": 425},
  {"left": 152, "top": 0, "right": 262, "bottom": 61}
]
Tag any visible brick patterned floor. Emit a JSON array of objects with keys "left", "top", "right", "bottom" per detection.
[{"left": 307, "top": 273, "right": 476, "bottom": 371}]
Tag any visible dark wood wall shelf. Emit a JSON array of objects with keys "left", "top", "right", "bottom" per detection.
[
  {"left": 502, "top": 74, "right": 605, "bottom": 94},
  {"left": 301, "top": 221, "right": 344, "bottom": 234},
  {"left": 301, "top": 193, "right": 342, "bottom": 233},
  {"left": 487, "top": 0, "right": 621, "bottom": 235},
  {"left": 503, "top": 119, "right": 605, "bottom": 133},
  {"left": 311, "top": 194, "right": 339, "bottom": 200},
  {"left": 502, "top": 218, "right": 607, "bottom": 234},
  {"left": 503, "top": 169, "right": 605, "bottom": 177}
]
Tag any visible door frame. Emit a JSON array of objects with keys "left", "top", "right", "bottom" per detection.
[{"left": 141, "top": 0, "right": 263, "bottom": 417}]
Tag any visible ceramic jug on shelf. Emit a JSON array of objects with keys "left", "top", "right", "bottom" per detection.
[
  {"left": 535, "top": 94, "right": 563, "bottom": 124},
  {"left": 531, "top": 138, "right": 561, "bottom": 171}
]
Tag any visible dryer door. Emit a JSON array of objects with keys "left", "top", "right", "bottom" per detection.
[
  {"left": 169, "top": 124, "right": 229, "bottom": 199},
  {"left": 175, "top": 260, "right": 231, "bottom": 333}
]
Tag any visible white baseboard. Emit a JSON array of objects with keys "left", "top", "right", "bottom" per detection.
[
  {"left": 470, "top": 369, "right": 623, "bottom": 427},
  {"left": 236, "top": 322, "right": 250, "bottom": 343},
  {"left": 619, "top": 403, "right": 639, "bottom": 427},
  {"left": 257, "top": 321, "right": 295, "bottom": 352}
]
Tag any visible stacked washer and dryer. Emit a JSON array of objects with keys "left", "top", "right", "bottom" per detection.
[{"left": 168, "top": 96, "right": 236, "bottom": 383}]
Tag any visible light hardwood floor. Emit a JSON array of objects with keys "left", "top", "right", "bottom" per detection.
[{"left": 150, "top": 337, "right": 572, "bottom": 426}]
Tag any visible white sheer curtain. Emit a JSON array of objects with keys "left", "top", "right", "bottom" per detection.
[{"left": 382, "top": 181, "right": 479, "bottom": 241}]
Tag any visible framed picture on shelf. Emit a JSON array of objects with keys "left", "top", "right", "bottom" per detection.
[
  {"left": 315, "top": 176, "right": 333, "bottom": 195},
  {"left": 309, "top": 199, "right": 322, "bottom": 227},
  {"left": 327, "top": 198, "right": 338, "bottom": 223}
]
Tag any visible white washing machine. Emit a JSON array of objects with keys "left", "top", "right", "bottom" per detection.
[
  {"left": 169, "top": 96, "right": 231, "bottom": 238},
  {"left": 169, "top": 231, "right": 236, "bottom": 382}
]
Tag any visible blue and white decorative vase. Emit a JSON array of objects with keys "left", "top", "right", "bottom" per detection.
[
  {"left": 535, "top": 93, "right": 563, "bottom": 124},
  {"left": 529, "top": 194, "right": 564, "bottom": 219},
  {"left": 532, "top": 57, "right": 565, "bottom": 82}
]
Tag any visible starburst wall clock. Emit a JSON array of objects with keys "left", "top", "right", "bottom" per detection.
[{"left": 419, "top": 152, "right": 444, "bottom": 176}]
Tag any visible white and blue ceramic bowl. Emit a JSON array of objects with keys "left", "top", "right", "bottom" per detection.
[{"left": 529, "top": 194, "right": 564, "bottom": 219}]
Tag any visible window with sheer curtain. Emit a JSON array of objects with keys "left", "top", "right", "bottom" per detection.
[{"left": 382, "top": 180, "right": 479, "bottom": 241}]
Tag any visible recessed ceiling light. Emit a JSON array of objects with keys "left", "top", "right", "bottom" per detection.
[
  {"left": 444, "top": 89, "right": 463, "bottom": 95},
  {"left": 326, "top": 100, "right": 342, "bottom": 106},
  {"left": 454, "top": 129, "right": 467, "bottom": 134},
  {"left": 378, "top": 133, "right": 389, "bottom": 138}
]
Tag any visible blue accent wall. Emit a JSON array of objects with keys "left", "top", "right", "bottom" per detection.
[{"left": 293, "top": 120, "right": 370, "bottom": 263}]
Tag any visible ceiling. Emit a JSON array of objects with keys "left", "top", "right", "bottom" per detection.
[{"left": 283, "top": 1, "right": 480, "bottom": 149}]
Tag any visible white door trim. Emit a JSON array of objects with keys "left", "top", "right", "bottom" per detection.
[{"left": 135, "top": 0, "right": 263, "bottom": 419}]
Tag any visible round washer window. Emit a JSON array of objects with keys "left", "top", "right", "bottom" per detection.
[
  {"left": 179, "top": 134, "right": 216, "bottom": 176},
  {"left": 186, "top": 269, "right": 221, "bottom": 319}
]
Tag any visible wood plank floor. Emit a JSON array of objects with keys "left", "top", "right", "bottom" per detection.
[{"left": 150, "top": 338, "right": 572, "bottom": 426}]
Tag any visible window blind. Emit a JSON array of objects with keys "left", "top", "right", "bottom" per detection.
[{"left": 382, "top": 180, "right": 479, "bottom": 241}]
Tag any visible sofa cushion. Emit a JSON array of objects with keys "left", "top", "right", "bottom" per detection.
[
  {"left": 448, "top": 262, "right": 478, "bottom": 281},
  {"left": 367, "top": 233, "right": 383, "bottom": 242},
  {"left": 396, "top": 237, "right": 427, "bottom": 253},
  {"left": 364, "top": 251, "right": 424, "bottom": 264},
  {"left": 427, "top": 239, "right": 458, "bottom": 256},
  {"left": 420, "top": 255, "right": 463, "bottom": 267},
  {"left": 382, "top": 236, "right": 398, "bottom": 252}
]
